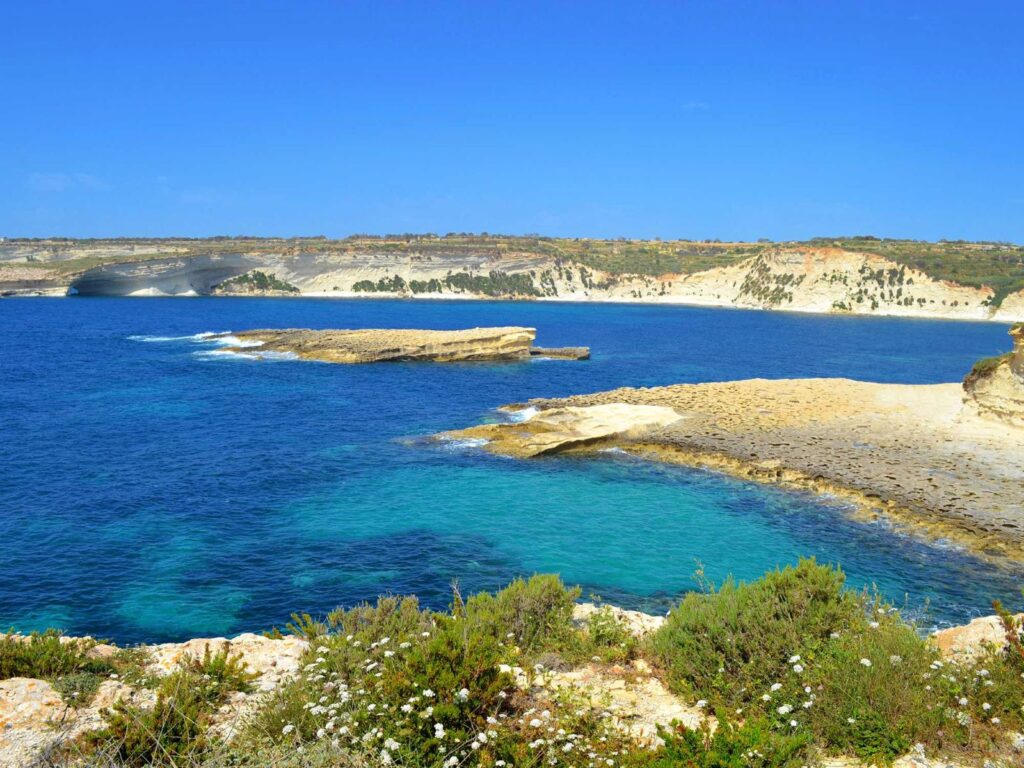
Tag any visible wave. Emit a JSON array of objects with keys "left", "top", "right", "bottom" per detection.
[
  {"left": 192, "top": 349, "right": 260, "bottom": 361},
  {"left": 192, "top": 348, "right": 297, "bottom": 363},
  {"left": 209, "top": 335, "right": 264, "bottom": 349},
  {"left": 503, "top": 406, "right": 539, "bottom": 423},
  {"left": 436, "top": 436, "right": 491, "bottom": 451}
]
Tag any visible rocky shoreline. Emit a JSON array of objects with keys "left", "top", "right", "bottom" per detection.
[
  {"left": 2, "top": 605, "right": 1018, "bottom": 768},
  {"left": 443, "top": 326, "right": 1024, "bottom": 563}
]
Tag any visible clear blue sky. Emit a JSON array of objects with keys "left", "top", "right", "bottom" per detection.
[{"left": 2, "top": 1, "right": 1022, "bottom": 241}]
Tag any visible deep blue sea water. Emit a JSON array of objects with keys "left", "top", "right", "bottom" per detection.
[{"left": 1, "top": 297, "right": 1022, "bottom": 643}]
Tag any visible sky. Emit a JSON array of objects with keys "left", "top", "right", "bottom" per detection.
[{"left": 1, "top": 1, "right": 1022, "bottom": 241}]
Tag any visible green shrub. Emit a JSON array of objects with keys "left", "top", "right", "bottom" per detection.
[
  {"left": 0, "top": 629, "right": 112, "bottom": 680},
  {"left": 248, "top": 603, "right": 513, "bottom": 765},
  {"left": 185, "top": 643, "right": 257, "bottom": 703},
  {"left": 242, "top": 581, "right": 642, "bottom": 768},
  {"left": 648, "top": 559, "right": 866, "bottom": 708},
  {"left": 88, "top": 669, "right": 214, "bottom": 767},
  {"left": 806, "top": 617, "right": 932, "bottom": 763},
  {"left": 963, "top": 353, "right": 1011, "bottom": 390},
  {"left": 644, "top": 716, "right": 811, "bottom": 768},
  {"left": 464, "top": 574, "right": 580, "bottom": 655},
  {"left": 580, "top": 605, "right": 638, "bottom": 663},
  {"left": 52, "top": 671, "right": 106, "bottom": 707}
]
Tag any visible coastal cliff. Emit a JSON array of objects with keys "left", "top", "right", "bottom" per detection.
[
  {"left": 964, "top": 324, "right": 1024, "bottom": 427},
  {"left": 3, "top": 236, "right": 1023, "bottom": 322}
]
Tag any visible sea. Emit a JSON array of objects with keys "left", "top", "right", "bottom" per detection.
[{"left": 1, "top": 297, "right": 1021, "bottom": 643}]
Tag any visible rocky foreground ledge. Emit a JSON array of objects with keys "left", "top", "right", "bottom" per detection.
[
  {"left": 218, "top": 327, "right": 589, "bottom": 363},
  {"left": 443, "top": 326, "right": 1024, "bottom": 562},
  {"left": 1, "top": 606, "right": 1019, "bottom": 768}
]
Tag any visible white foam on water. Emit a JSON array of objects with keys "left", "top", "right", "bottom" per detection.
[
  {"left": 254, "top": 350, "right": 299, "bottom": 361},
  {"left": 192, "top": 349, "right": 257, "bottom": 361},
  {"left": 598, "top": 447, "right": 630, "bottom": 456},
  {"left": 209, "top": 335, "right": 264, "bottom": 348},
  {"left": 192, "top": 348, "right": 297, "bottom": 363},
  {"left": 504, "top": 406, "right": 539, "bottom": 423},
  {"left": 128, "top": 331, "right": 229, "bottom": 343},
  {"left": 437, "top": 436, "right": 491, "bottom": 451}
]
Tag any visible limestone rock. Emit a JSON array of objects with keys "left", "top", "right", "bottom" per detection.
[
  {"left": 573, "top": 602, "right": 665, "bottom": 636},
  {"left": 442, "top": 402, "right": 684, "bottom": 458},
  {"left": 932, "top": 613, "right": 1023, "bottom": 661},
  {"left": 145, "top": 632, "right": 308, "bottom": 693},
  {"left": 221, "top": 326, "right": 570, "bottom": 363},
  {"left": 964, "top": 324, "right": 1024, "bottom": 427},
  {"left": 530, "top": 346, "right": 591, "bottom": 360},
  {"left": 0, "top": 678, "right": 70, "bottom": 768},
  {"left": 545, "top": 663, "right": 703, "bottom": 746}
]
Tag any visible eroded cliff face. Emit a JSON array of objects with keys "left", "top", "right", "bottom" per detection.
[
  {"left": 3, "top": 240, "right": 1022, "bottom": 322},
  {"left": 964, "top": 325, "right": 1024, "bottom": 427}
]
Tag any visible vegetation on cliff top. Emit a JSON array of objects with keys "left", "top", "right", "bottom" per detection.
[
  {"left": 215, "top": 270, "right": 300, "bottom": 294},
  {"left": 810, "top": 237, "right": 1024, "bottom": 306},
  {"left": 11, "top": 563, "right": 1023, "bottom": 767},
  {"left": 963, "top": 353, "right": 1012, "bottom": 390}
]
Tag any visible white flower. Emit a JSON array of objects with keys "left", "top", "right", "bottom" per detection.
[
  {"left": 423, "top": 689, "right": 435, "bottom": 698},
  {"left": 384, "top": 650, "right": 395, "bottom": 657},
  {"left": 859, "top": 658, "right": 872, "bottom": 667},
  {"left": 788, "top": 655, "right": 801, "bottom": 663},
  {"left": 770, "top": 683, "right": 783, "bottom": 692},
  {"left": 889, "top": 655, "right": 902, "bottom": 665},
  {"left": 696, "top": 699, "right": 707, "bottom": 709},
  {"left": 792, "top": 664, "right": 804, "bottom": 674},
  {"left": 282, "top": 724, "right": 295, "bottom": 735},
  {"left": 457, "top": 688, "right": 470, "bottom": 701},
  {"left": 790, "top": 719, "right": 798, "bottom": 727},
  {"left": 959, "top": 697, "right": 968, "bottom": 706},
  {"left": 761, "top": 694, "right": 772, "bottom": 702},
  {"left": 777, "top": 704, "right": 793, "bottom": 715},
  {"left": 992, "top": 717, "right": 1001, "bottom": 724},
  {"left": 530, "top": 718, "right": 543, "bottom": 727},
  {"left": 379, "top": 751, "right": 392, "bottom": 765},
  {"left": 982, "top": 702, "right": 991, "bottom": 711},
  {"left": 847, "top": 718, "right": 856, "bottom": 724},
  {"left": 869, "top": 621, "right": 880, "bottom": 629},
  {"left": 433, "top": 723, "right": 445, "bottom": 738}
]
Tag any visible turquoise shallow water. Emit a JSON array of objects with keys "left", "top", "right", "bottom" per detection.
[{"left": 1, "top": 297, "right": 1021, "bottom": 642}]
